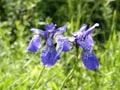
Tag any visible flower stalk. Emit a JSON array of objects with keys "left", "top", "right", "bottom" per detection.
[
  {"left": 59, "top": 43, "right": 79, "bottom": 90},
  {"left": 30, "top": 65, "right": 45, "bottom": 90}
]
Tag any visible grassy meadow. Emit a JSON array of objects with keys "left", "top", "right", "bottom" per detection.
[{"left": 0, "top": 0, "right": 120, "bottom": 90}]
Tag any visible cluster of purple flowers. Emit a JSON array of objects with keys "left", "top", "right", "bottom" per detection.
[{"left": 28, "top": 23, "right": 99, "bottom": 70}]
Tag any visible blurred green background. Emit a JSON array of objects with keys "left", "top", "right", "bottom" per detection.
[{"left": 0, "top": 0, "right": 120, "bottom": 90}]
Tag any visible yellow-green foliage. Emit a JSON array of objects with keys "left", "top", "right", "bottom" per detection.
[{"left": 0, "top": 0, "right": 120, "bottom": 90}]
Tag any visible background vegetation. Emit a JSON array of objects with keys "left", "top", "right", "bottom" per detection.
[{"left": 0, "top": 0, "right": 120, "bottom": 90}]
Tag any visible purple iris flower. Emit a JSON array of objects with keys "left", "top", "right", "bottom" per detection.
[
  {"left": 71, "top": 23, "right": 99, "bottom": 70},
  {"left": 28, "top": 23, "right": 71, "bottom": 66}
]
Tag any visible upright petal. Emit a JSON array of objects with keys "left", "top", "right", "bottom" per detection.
[
  {"left": 28, "top": 35, "right": 40, "bottom": 52},
  {"left": 81, "top": 50, "right": 99, "bottom": 70},
  {"left": 79, "top": 24, "right": 88, "bottom": 32},
  {"left": 46, "top": 23, "right": 56, "bottom": 32},
  {"left": 40, "top": 46, "right": 60, "bottom": 66},
  {"left": 72, "top": 24, "right": 87, "bottom": 37},
  {"left": 43, "top": 31, "right": 49, "bottom": 40}
]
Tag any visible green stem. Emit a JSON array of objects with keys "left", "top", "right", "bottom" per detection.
[
  {"left": 59, "top": 43, "right": 79, "bottom": 90},
  {"left": 59, "top": 68, "right": 74, "bottom": 90},
  {"left": 30, "top": 65, "right": 45, "bottom": 90}
]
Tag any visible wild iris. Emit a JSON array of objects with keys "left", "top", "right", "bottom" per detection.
[
  {"left": 28, "top": 23, "right": 99, "bottom": 70},
  {"left": 28, "top": 24, "right": 71, "bottom": 66},
  {"left": 71, "top": 23, "right": 99, "bottom": 70}
]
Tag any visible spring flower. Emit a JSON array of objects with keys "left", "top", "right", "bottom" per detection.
[
  {"left": 28, "top": 24, "right": 71, "bottom": 66},
  {"left": 71, "top": 23, "right": 99, "bottom": 70}
]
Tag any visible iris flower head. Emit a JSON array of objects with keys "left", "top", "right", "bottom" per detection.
[
  {"left": 71, "top": 23, "right": 99, "bottom": 70},
  {"left": 28, "top": 23, "right": 72, "bottom": 66}
]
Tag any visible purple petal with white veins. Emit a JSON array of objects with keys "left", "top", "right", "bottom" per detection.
[
  {"left": 40, "top": 46, "right": 60, "bottom": 66},
  {"left": 28, "top": 35, "right": 40, "bottom": 52},
  {"left": 81, "top": 50, "right": 99, "bottom": 70},
  {"left": 77, "top": 35, "right": 94, "bottom": 50},
  {"left": 47, "top": 37, "right": 53, "bottom": 47}
]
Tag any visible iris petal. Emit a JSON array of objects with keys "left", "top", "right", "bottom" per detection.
[
  {"left": 56, "top": 36, "right": 72, "bottom": 52},
  {"left": 77, "top": 35, "right": 94, "bottom": 50},
  {"left": 81, "top": 50, "right": 99, "bottom": 70},
  {"left": 43, "top": 31, "right": 49, "bottom": 40},
  {"left": 46, "top": 23, "right": 56, "bottom": 32},
  {"left": 55, "top": 25, "right": 67, "bottom": 34},
  {"left": 56, "top": 43, "right": 63, "bottom": 58},
  {"left": 30, "top": 28, "right": 50, "bottom": 40},
  {"left": 40, "top": 46, "right": 60, "bottom": 66},
  {"left": 72, "top": 24, "right": 87, "bottom": 37},
  {"left": 52, "top": 25, "right": 67, "bottom": 38},
  {"left": 81, "top": 23, "right": 99, "bottom": 39},
  {"left": 47, "top": 37, "right": 53, "bottom": 47},
  {"left": 30, "top": 28, "right": 44, "bottom": 36},
  {"left": 62, "top": 41, "right": 72, "bottom": 52},
  {"left": 28, "top": 35, "right": 40, "bottom": 52}
]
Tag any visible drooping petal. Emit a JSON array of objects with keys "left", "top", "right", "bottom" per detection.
[
  {"left": 28, "top": 35, "right": 40, "bottom": 52},
  {"left": 46, "top": 23, "right": 56, "bottom": 32},
  {"left": 62, "top": 41, "right": 72, "bottom": 52},
  {"left": 30, "top": 28, "right": 49, "bottom": 40},
  {"left": 81, "top": 50, "right": 99, "bottom": 70},
  {"left": 40, "top": 46, "right": 60, "bottom": 66},
  {"left": 30, "top": 28, "right": 44, "bottom": 36},
  {"left": 30, "top": 28, "right": 50, "bottom": 40},
  {"left": 77, "top": 35, "right": 94, "bottom": 50}
]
